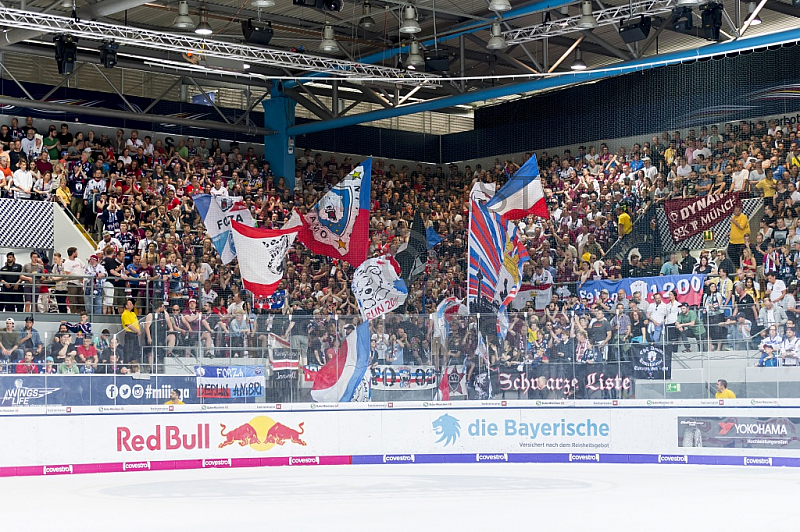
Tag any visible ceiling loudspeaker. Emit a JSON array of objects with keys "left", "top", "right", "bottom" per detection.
[
  {"left": 619, "top": 15, "right": 651, "bottom": 44},
  {"left": 424, "top": 53, "right": 449, "bottom": 73},
  {"left": 292, "top": 0, "right": 342, "bottom": 11},
  {"left": 242, "top": 18, "right": 274, "bottom": 45}
]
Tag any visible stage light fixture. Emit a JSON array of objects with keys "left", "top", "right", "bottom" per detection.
[
  {"left": 250, "top": 0, "right": 276, "bottom": 7},
  {"left": 172, "top": 1, "right": 196, "bottom": 30},
  {"left": 54, "top": 34, "right": 78, "bottom": 75},
  {"left": 672, "top": 6, "right": 694, "bottom": 33},
  {"left": 100, "top": 41, "right": 118, "bottom": 68},
  {"left": 242, "top": 18, "right": 274, "bottom": 45},
  {"left": 701, "top": 2, "right": 723, "bottom": 41}
]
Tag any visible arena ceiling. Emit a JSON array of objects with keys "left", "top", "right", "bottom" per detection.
[{"left": 0, "top": 0, "right": 798, "bottom": 132}]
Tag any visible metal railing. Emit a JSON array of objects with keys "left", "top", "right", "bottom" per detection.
[{"left": 2, "top": 305, "right": 798, "bottom": 406}]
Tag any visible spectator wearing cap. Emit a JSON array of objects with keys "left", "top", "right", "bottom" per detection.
[
  {"left": 95, "top": 229, "right": 122, "bottom": 255},
  {"left": 642, "top": 156, "right": 657, "bottom": 180},
  {"left": 19, "top": 316, "right": 43, "bottom": 359},
  {"left": 0, "top": 318, "right": 22, "bottom": 369}
]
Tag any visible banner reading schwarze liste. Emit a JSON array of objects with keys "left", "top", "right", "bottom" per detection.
[{"left": 663, "top": 192, "right": 743, "bottom": 242}]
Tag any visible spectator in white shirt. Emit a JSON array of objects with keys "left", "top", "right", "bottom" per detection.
[
  {"left": 781, "top": 327, "right": 800, "bottom": 365},
  {"left": 766, "top": 270, "right": 787, "bottom": 303},
  {"left": 11, "top": 158, "right": 34, "bottom": 199},
  {"left": 210, "top": 177, "right": 229, "bottom": 197}
]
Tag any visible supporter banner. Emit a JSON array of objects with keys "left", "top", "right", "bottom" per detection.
[
  {"left": 656, "top": 197, "right": 762, "bottom": 253},
  {"left": 194, "top": 366, "right": 266, "bottom": 399},
  {"left": 268, "top": 334, "right": 299, "bottom": 372},
  {"left": 631, "top": 344, "right": 672, "bottom": 380},
  {"left": 494, "top": 362, "right": 633, "bottom": 398},
  {"left": 370, "top": 365, "right": 437, "bottom": 391},
  {"left": 0, "top": 375, "right": 223, "bottom": 406},
  {"left": 579, "top": 274, "right": 706, "bottom": 306},
  {"left": 193, "top": 195, "right": 255, "bottom": 265},
  {"left": 445, "top": 364, "right": 468, "bottom": 398},
  {"left": 663, "top": 192, "right": 742, "bottom": 242},
  {"left": 352, "top": 256, "right": 408, "bottom": 321},
  {"left": 678, "top": 417, "right": 800, "bottom": 449}
]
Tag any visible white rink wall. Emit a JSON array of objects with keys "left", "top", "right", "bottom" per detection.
[{"left": 1, "top": 399, "right": 800, "bottom": 475}]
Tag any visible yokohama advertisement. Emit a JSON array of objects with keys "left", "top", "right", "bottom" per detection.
[{"left": 678, "top": 416, "right": 800, "bottom": 449}]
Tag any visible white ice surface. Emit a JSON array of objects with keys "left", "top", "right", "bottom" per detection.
[{"left": 2, "top": 463, "right": 798, "bottom": 532}]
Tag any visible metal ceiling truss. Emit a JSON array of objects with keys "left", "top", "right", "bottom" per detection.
[
  {"left": 0, "top": 7, "right": 440, "bottom": 85},
  {"left": 506, "top": 0, "right": 679, "bottom": 45}
]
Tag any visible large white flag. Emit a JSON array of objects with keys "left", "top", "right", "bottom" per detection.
[
  {"left": 194, "top": 195, "right": 255, "bottom": 264},
  {"left": 352, "top": 256, "right": 408, "bottom": 321},
  {"left": 230, "top": 220, "right": 298, "bottom": 308}
]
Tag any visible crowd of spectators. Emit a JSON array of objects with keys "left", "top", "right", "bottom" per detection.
[{"left": 2, "top": 115, "right": 800, "bottom": 380}]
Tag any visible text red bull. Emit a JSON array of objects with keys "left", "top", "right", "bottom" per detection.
[{"left": 117, "top": 424, "right": 211, "bottom": 452}]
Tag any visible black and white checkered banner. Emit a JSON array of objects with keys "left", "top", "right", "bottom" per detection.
[
  {"left": 0, "top": 199, "right": 54, "bottom": 249},
  {"left": 656, "top": 197, "right": 762, "bottom": 253}
]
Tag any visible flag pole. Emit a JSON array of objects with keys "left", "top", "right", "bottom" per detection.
[{"left": 467, "top": 195, "right": 472, "bottom": 315}]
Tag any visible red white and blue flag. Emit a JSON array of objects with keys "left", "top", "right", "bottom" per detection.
[
  {"left": 297, "top": 158, "right": 372, "bottom": 268},
  {"left": 311, "top": 322, "right": 371, "bottom": 402},
  {"left": 468, "top": 198, "right": 529, "bottom": 310},
  {"left": 194, "top": 194, "right": 255, "bottom": 264},
  {"left": 485, "top": 154, "right": 549, "bottom": 220},
  {"left": 230, "top": 220, "right": 298, "bottom": 307}
]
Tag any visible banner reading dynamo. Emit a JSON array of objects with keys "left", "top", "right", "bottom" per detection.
[
  {"left": 194, "top": 366, "right": 266, "bottom": 399},
  {"left": 663, "top": 192, "right": 742, "bottom": 242},
  {"left": 579, "top": 274, "right": 706, "bottom": 306}
]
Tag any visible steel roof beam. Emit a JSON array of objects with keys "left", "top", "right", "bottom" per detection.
[
  {"left": 0, "top": 7, "right": 440, "bottom": 84},
  {"left": 289, "top": 25, "right": 800, "bottom": 136}
]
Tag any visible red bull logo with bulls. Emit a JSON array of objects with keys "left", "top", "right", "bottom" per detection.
[
  {"left": 116, "top": 417, "right": 307, "bottom": 453},
  {"left": 218, "top": 416, "right": 307, "bottom": 450}
]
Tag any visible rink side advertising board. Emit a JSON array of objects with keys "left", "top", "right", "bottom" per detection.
[
  {"left": 1, "top": 404, "right": 800, "bottom": 476},
  {"left": 678, "top": 416, "right": 800, "bottom": 449}
]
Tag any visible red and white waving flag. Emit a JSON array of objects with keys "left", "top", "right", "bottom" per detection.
[{"left": 230, "top": 220, "right": 298, "bottom": 306}]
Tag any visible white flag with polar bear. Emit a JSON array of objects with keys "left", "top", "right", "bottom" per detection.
[{"left": 352, "top": 256, "right": 408, "bottom": 321}]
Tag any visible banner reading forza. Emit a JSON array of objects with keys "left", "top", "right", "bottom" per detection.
[
  {"left": 663, "top": 192, "right": 743, "bottom": 242},
  {"left": 678, "top": 416, "right": 800, "bottom": 449},
  {"left": 495, "top": 362, "right": 633, "bottom": 399}
]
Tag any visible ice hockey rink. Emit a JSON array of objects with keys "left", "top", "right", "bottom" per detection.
[{"left": 2, "top": 462, "right": 798, "bottom": 532}]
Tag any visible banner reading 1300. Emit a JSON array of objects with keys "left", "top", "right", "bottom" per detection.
[{"left": 580, "top": 274, "right": 706, "bottom": 306}]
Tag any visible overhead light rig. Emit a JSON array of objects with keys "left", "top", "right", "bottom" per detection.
[
  {"left": 0, "top": 7, "right": 439, "bottom": 85},
  {"left": 504, "top": 0, "right": 683, "bottom": 45}
]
